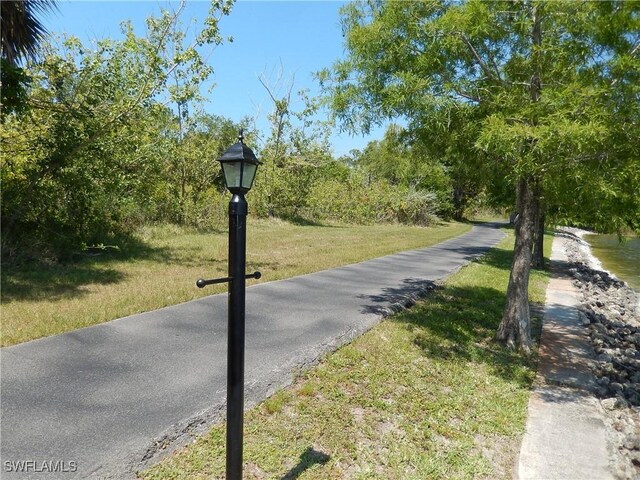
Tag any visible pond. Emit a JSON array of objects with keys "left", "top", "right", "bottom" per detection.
[{"left": 584, "top": 234, "right": 640, "bottom": 291}]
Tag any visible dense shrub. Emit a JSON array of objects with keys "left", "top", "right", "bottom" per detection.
[{"left": 304, "top": 173, "right": 441, "bottom": 225}]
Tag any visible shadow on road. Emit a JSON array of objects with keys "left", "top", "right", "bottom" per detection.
[{"left": 359, "top": 278, "right": 438, "bottom": 316}]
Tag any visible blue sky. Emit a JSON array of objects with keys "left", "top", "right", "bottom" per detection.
[{"left": 42, "top": 0, "right": 388, "bottom": 156}]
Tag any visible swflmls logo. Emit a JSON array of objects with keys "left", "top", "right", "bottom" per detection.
[{"left": 4, "top": 460, "right": 78, "bottom": 473}]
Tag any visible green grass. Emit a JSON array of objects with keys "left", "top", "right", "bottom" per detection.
[
  {"left": 1, "top": 219, "right": 471, "bottom": 346},
  {"left": 140, "top": 231, "right": 552, "bottom": 480}
]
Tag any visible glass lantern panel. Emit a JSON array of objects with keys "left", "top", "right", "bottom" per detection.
[
  {"left": 241, "top": 163, "right": 257, "bottom": 190},
  {"left": 222, "top": 162, "right": 243, "bottom": 190}
]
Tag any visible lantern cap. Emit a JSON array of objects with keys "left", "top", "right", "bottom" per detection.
[{"left": 218, "top": 129, "right": 260, "bottom": 166}]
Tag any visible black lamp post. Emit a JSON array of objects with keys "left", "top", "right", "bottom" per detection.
[{"left": 196, "top": 129, "right": 260, "bottom": 480}]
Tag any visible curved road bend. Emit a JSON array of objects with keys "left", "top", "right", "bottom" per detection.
[{"left": 1, "top": 222, "right": 505, "bottom": 479}]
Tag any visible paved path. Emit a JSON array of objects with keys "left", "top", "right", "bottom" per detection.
[
  {"left": 517, "top": 234, "right": 613, "bottom": 479},
  {"left": 1, "top": 223, "right": 504, "bottom": 479}
]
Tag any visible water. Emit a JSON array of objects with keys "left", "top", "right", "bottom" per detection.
[{"left": 584, "top": 234, "right": 640, "bottom": 291}]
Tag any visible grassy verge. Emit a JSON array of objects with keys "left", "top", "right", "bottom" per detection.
[
  {"left": 1, "top": 220, "right": 470, "bottom": 346},
  {"left": 141, "top": 231, "right": 551, "bottom": 479}
]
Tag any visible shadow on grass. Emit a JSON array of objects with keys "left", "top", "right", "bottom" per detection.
[
  {"left": 1, "top": 264, "right": 127, "bottom": 303},
  {"left": 397, "top": 284, "right": 538, "bottom": 387},
  {"left": 361, "top": 244, "right": 549, "bottom": 387},
  {"left": 0, "top": 236, "right": 179, "bottom": 303},
  {"left": 281, "top": 447, "right": 330, "bottom": 479},
  {"left": 474, "top": 234, "right": 555, "bottom": 279},
  {"left": 358, "top": 245, "right": 515, "bottom": 317},
  {"left": 475, "top": 245, "right": 514, "bottom": 271}
]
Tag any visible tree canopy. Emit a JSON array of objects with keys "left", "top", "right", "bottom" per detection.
[{"left": 320, "top": 0, "right": 640, "bottom": 350}]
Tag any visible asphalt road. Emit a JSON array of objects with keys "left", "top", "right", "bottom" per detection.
[{"left": 1, "top": 222, "right": 505, "bottom": 479}]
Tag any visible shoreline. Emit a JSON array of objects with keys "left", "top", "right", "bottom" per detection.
[
  {"left": 560, "top": 226, "right": 639, "bottom": 303},
  {"left": 569, "top": 227, "right": 639, "bottom": 295},
  {"left": 559, "top": 226, "right": 606, "bottom": 271},
  {"left": 555, "top": 227, "right": 640, "bottom": 478}
]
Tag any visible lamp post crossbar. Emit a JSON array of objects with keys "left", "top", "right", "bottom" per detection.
[{"left": 196, "top": 271, "right": 261, "bottom": 289}]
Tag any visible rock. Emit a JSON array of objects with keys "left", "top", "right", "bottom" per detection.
[
  {"left": 601, "top": 363, "right": 617, "bottom": 376},
  {"left": 617, "top": 370, "right": 629, "bottom": 381},
  {"left": 617, "top": 397, "right": 630, "bottom": 409},
  {"left": 602, "top": 397, "right": 628, "bottom": 410},
  {"left": 598, "top": 353, "right": 614, "bottom": 363},
  {"left": 625, "top": 392, "right": 640, "bottom": 405},
  {"left": 626, "top": 358, "right": 640, "bottom": 369},
  {"left": 601, "top": 398, "right": 617, "bottom": 411},
  {"left": 559, "top": 227, "right": 640, "bottom": 476},
  {"left": 614, "top": 464, "right": 632, "bottom": 479},
  {"left": 597, "top": 376, "right": 611, "bottom": 386},
  {"left": 611, "top": 382, "right": 625, "bottom": 394},
  {"left": 623, "top": 435, "right": 639, "bottom": 450},
  {"left": 592, "top": 323, "right": 608, "bottom": 334},
  {"left": 628, "top": 449, "right": 640, "bottom": 464}
]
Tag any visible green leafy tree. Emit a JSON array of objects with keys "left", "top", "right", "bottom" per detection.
[
  {"left": 320, "top": 0, "right": 640, "bottom": 351},
  {"left": 1, "top": 1, "right": 234, "bottom": 260},
  {"left": 160, "top": 112, "right": 248, "bottom": 227},
  {"left": 1, "top": 0, "right": 57, "bottom": 116},
  {"left": 157, "top": 4, "right": 236, "bottom": 225},
  {"left": 254, "top": 70, "right": 334, "bottom": 219},
  {"left": 357, "top": 124, "right": 453, "bottom": 218}
]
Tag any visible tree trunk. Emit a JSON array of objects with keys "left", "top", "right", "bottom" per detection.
[
  {"left": 532, "top": 210, "right": 545, "bottom": 269},
  {"left": 531, "top": 175, "right": 545, "bottom": 269},
  {"left": 497, "top": 177, "right": 536, "bottom": 352},
  {"left": 452, "top": 182, "right": 466, "bottom": 221},
  {"left": 497, "top": 4, "right": 544, "bottom": 352}
]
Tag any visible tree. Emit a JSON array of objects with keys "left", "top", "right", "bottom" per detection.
[
  {"left": 356, "top": 125, "right": 454, "bottom": 218},
  {"left": 254, "top": 67, "right": 334, "bottom": 219},
  {"left": 160, "top": 112, "right": 248, "bottom": 226},
  {"left": 157, "top": 3, "right": 236, "bottom": 225},
  {"left": 320, "top": 0, "right": 640, "bottom": 352},
  {"left": 1, "top": 1, "right": 235, "bottom": 260},
  {"left": 1, "top": 0, "right": 57, "bottom": 64},
  {"left": 1, "top": 0, "right": 57, "bottom": 115}
]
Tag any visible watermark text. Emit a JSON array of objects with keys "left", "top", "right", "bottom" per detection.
[{"left": 4, "top": 459, "right": 78, "bottom": 473}]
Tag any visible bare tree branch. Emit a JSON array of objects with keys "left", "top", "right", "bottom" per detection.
[{"left": 461, "top": 34, "right": 504, "bottom": 85}]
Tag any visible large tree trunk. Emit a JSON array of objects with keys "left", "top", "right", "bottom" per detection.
[
  {"left": 532, "top": 210, "right": 545, "bottom": 269},
  {"left": 452, "top": 183, "right": 466, "bottom": 221},
  {"left": 531, "top": 177, "right": 545, "bottom": 269},
  {"left": 497, "top": 177, "right": 536, "bottom": 352}
]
